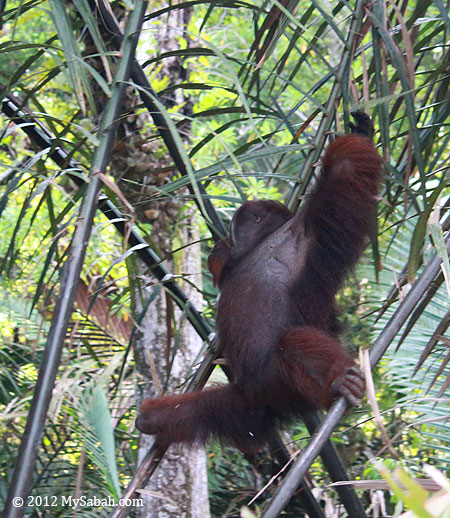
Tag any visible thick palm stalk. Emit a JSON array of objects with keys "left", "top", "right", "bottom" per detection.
[
  {"left": 262, "top": 235, "right": 450, "bottom": 518},
  {"left": 3, "top": 3, "right": 148, "bottom": 517}
]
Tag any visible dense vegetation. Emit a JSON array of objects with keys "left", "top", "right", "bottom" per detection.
[{"left": 0, "top": 0, "right": 449, "bottom": 516}]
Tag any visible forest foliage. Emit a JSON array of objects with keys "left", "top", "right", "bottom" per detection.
[{"left": 0, "top": 0, "right": 449, "bottom": 516}]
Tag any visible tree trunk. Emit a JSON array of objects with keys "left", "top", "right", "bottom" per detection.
[
  {"left": 132, "top": 3, "right": 210, "bottom": 517},
  {"left": 133, "top": 216, "right": 210, "bottom": 518}
]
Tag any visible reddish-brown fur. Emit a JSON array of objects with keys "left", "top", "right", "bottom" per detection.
[{"left": 136, "top": 113, "right": 383, "bottom": 452}]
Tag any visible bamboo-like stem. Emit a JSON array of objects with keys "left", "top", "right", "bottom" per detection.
[
  {"left": 261, "top": 234, "right": 450, "bottom": 518},
  {"left": 2, "top": 90, "right": 228, "bottom": 517},
  {"left": 3, "top": 4, "right": 148, "bottom": 517}
]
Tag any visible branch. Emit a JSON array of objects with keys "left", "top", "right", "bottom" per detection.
[
  {"left": 3, "top": 5, "right": 149, "bottom": 516},
  {"left": 261, "top": 234, "right": 450, "bottom": 518}
]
